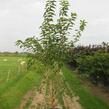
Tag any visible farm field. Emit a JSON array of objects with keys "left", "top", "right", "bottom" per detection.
[
  {"left": 0, "top": 56, "right": 42, "bottom": 109},
  {"left": 1, "top": 0, "right": 109, "bottom": 109},
  {"left": 0, "top": 56, "right": 109, "bottom": 109}
]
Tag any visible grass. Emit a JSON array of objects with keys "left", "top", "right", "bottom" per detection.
[
  {"left": 0, "top": 56, "right": 20, "bottom": 81},
  {"left": 0, "top": 56, "right": 42, "bottom": 109},
  {"left": 0, "top": 56, "right": 109, "bottom": 109},
  {"left": 0, "top": 71, "right": 41, "bottom": 109},
  {"left": 62, "top": 66, "right": 109, "bottom": 109}
]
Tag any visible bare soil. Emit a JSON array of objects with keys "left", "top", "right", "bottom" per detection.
[
  {"left": 83, "top": 79, "right": 109, "bottom": 104},
  {"left": 17, "top": 70, "right": 83, "bottom": 109},
  {"left": 17, "top": 88, "right": 35, "bottom": 109}
]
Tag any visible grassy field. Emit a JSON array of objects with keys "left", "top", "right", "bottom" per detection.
[
  {"left": 0, "top": 57, "right": 20, "bottom": 82},
  {"left": 62, "top": 66, "right": 109, "bottom": 109},
  {"left": 0, "top": 56, "right": 42, "bottom": 109},
  {"left": 0, "top": 56, "right": 109, "bottom": 109}
]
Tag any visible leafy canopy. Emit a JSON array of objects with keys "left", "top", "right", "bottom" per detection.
[{"left": 16, "top": 0, "right": 86, "bottom": 68}]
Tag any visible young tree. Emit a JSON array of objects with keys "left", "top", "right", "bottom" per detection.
[
  {"left": 16, "top": 0, "right": 86, "bottom": 108},
  {"left": 16, "top": 0, "right": 86, "bottom": 70}
]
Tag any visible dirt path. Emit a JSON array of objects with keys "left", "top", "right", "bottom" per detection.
[
  {"left": 83, "top": 79, "right": 109, "bottom": 104},
  {"left": 17, "top": 88, "right": 35, "bottom": 109},
  {"left": 17, "top": 70, "right": 83, "bottom": 109}
]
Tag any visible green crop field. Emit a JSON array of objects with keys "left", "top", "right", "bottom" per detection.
[
  {"left": 0, "top": 56, "right": 42, "bottom": 109},
  {"left": 0, "top": 56, "right": 22, "bottom": 82},
  {"left": 0, "top": 56, "right": 109, "bottom": 109}
]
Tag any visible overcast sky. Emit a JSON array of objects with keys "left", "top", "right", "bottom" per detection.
[{"left": 0, "top": 0, "right": 109, "bottom": 52}]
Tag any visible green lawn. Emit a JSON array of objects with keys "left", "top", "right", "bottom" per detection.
[{"left": 62, "top": 66, "right": 109, "bottom": 109}]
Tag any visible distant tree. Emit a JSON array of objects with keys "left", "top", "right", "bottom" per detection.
[{"left": 14, "top": 51, "right": 19, "bottom": 54}]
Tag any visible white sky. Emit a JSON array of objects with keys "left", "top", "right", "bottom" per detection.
[{"left": 0, "top": 0, "right": 109, "bottom": 51}]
